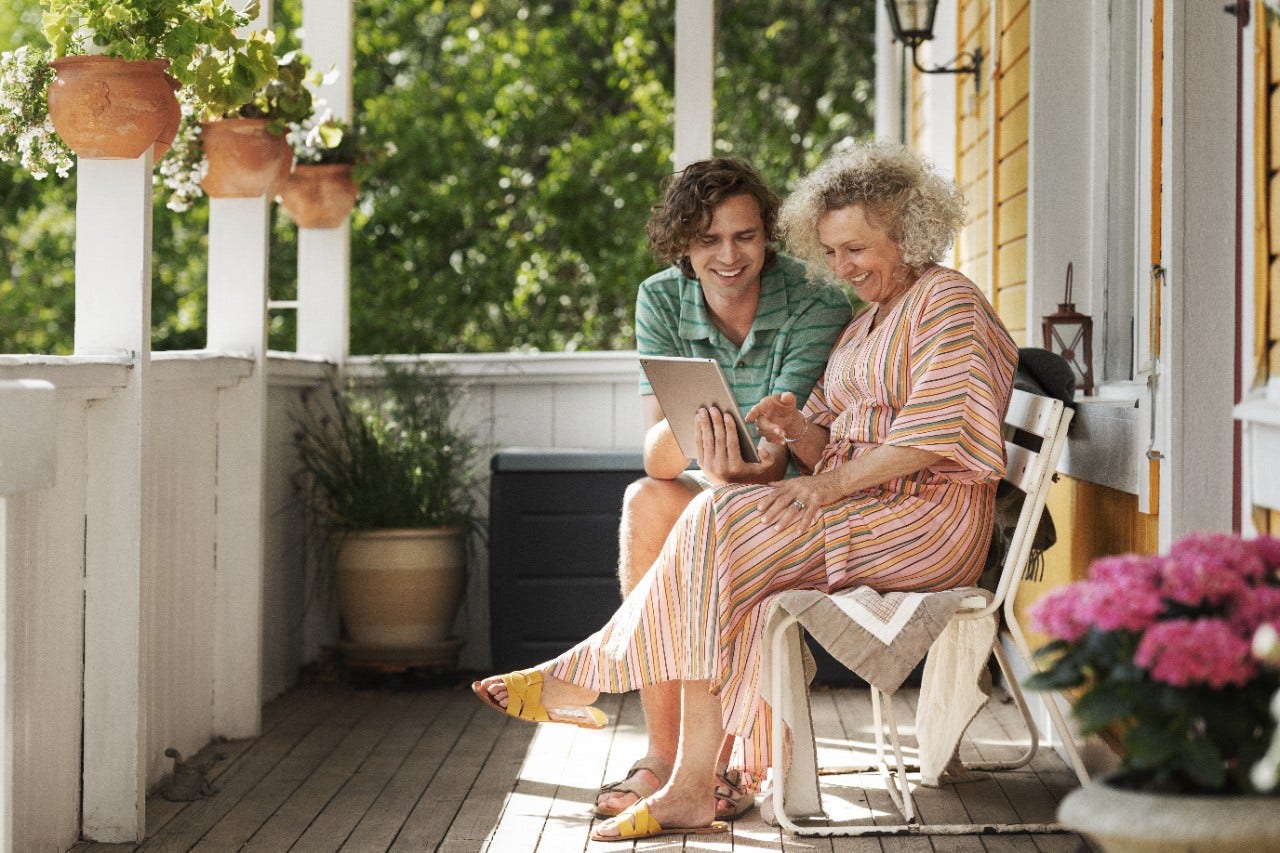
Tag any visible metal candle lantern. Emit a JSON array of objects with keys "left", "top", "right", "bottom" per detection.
[{"left": 1041, "top": 262, "right": 1093, "bottom": 396}]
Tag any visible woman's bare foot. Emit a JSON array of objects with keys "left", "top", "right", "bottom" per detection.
[
  {"left": 595, "top": 760, "right": 668, "bottom": 815},
  {"left": 591, "top": 782, "right": 717, "bottom": 839}
]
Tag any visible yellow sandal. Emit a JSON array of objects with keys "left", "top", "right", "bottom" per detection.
[
  {"left": 590, "top": 801, "right": 728, "bottom": 842},
  {"left": 471, "top": 668, "right": 607, "bottom": 729}
]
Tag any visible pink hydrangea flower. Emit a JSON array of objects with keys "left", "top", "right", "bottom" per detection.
[
  {"left": 1134, "top": 617, "right": 1256, "bottom": 688},
  {"left": 1030, "top": 584, "right": 1097, "bottom": 642}
]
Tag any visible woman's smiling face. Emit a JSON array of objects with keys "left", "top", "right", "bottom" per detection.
[{"left": 817, "top": 204, "right": 912, "bottom": 307}]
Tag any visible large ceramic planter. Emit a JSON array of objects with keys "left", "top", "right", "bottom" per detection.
[
  {"left": 47, "top": 56, "right": 180, "bottom": 160},
  {"left": 277, "top": 163, "right": 359, "bottom": 228},
  {"left": 199, "top": 118, "right": 291, "bottom": 198},
  {"left": 334, "top": 527, "right": 467, "bottom": 665},
  {"left": 1059, "top": 777, "right": 1280, "bottom": 852}
]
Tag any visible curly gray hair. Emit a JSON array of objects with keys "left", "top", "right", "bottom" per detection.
[{"left": 779, "top": 142, "right": 965, "bottom": 271}]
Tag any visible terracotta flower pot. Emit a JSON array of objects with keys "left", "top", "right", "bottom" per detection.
[
  {"left": 277, "top": 163, "right": 359, "bottom": 228},
  {"left": 47, "top": 56, "right": 180, "bottom": 160},
  {"left": 199, "top": 118, "right": 291, "bottom": 198}
]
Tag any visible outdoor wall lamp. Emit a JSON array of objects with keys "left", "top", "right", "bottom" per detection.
[{"left": 883, "top": 0, "right": 983, "bottom": 94}]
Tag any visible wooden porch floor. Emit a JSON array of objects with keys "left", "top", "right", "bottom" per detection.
[{"left": 74, "top": 677, "right": 1098, "bottom": 853}]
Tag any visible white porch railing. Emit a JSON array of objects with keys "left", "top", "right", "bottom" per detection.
[{"left": 0, "top": 349, "right": 640, "bottom": 851}]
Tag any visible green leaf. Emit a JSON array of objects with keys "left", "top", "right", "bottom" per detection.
[
  {"left": 1179, "top": 736, "right": 1226, "bottom": 790},
  {"left": 1071, "top": 687, "right": 1135, "bottom": 731}
]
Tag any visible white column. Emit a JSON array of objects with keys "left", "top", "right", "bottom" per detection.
[
  {"left": 0, "top": 380, "right": 57, "bottom": 853},
  {"left": 303, "top": 0, "right": 353, "bottom": 120},
  {"left": 874, "top": 1, "right": 904, "bottom": 144},
  {"left": 74, "top": 155, "right": 153, "bottom": 843},
  {"left": 674, "top": 0, "right": 714, "bottom": 170},
  {"left": 207, "top": 197, "right": 269, "bottom": 737},
  {"left": 1157, "top": 0, "right": 1236, "bottom": 542},
  {"left": 296, "top": 0, "right": 354, "bottom": 361}
]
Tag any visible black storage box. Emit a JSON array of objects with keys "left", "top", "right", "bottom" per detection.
[{"left": 488, "top": 448, "right": 644, "bottom": 671}]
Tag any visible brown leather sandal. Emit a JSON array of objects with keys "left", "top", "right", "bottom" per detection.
[
  {"left": 593, "top": 756, "right": 672, "bottom": 818},
  {"left": 714, "top": 767, "right": 755, "bottom": 821}
]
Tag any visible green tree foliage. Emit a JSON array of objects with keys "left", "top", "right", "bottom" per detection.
[{"left": 2, "top": 0, "right": 874, "bottom": 356}]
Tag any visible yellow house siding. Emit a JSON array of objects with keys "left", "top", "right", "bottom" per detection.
[
  {"left": 956, "top": 0, "right": 994, "bottom": 301},
  {"left": 1262, "top": 21, "right": 1279, "bottom": 533},
  {"left": 1015, "top": 478, "right": 1161, "bottom": 648},
  {"left": 995, "top": 0, "right": 1030, "bottom": 342}
]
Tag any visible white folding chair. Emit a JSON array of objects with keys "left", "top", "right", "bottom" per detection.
[{"left": 764, "top": 388, "right": 1087, "bottom": 836}]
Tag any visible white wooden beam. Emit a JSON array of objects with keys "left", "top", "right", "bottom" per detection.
[
  {"left": 206, "top": 198, "right": 269, "bottom": 738},
  {"left": 295, "top": 0, "right": 354, "bottom": 361},
  {"left": 296, "top": 224, "right": 351, "bottom": 361},
  {"left": 0, "top": 380, "right": 57, "bottom": 853},
  {"left": 674, "top": 0, "right": 714, "bottom": 170},
  {"left": 1157, "top": 0, "right": 1236, "bottom": 542},
  {"left": 74, "top": 155, "right": 152, "bottom": 843},
  {"left": 303, "top": 0, "right": 354, "bottom": 121}
]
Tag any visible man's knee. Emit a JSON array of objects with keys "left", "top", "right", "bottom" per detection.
[{"left": 618, "top": 476, "right": 697, "bottom": 593}]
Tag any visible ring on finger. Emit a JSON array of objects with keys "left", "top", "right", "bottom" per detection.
[{"left": 792, "top": 499, "right": 806, "bottom": 510}]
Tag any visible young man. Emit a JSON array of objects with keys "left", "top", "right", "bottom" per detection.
[{"left": 596, "top": 158, "right": 851, "bottom": 820}]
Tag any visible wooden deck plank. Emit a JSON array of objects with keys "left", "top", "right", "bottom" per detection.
[
  {"left": 339, "top": 687, "right": 482, "bottom": 852},
  {"left": 188, "top": 688, "right": 383, "bottom": 851},
  {"left": 73, "top": 682, "right": 1093, "bottom": 853},
  {"left": 137, "top": 685, "right": 350, "bottom": 852},
  {"left": 234, "top": 691, "right": 421, "bottom": 852},
  {"left": 384, "top": 687, "right": 519, "bottom": 852}
]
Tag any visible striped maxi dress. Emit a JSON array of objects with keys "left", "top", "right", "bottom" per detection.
[{"left": 547, "top": 265, "right": 1018, "bottom": 775}]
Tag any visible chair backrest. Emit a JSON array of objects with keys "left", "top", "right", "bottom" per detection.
[{"left": 984, "top": 388, "right": 1074, "bottom": 617}]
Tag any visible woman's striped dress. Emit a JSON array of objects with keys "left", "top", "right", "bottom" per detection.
[{"left": 547, "top": 265, "right": 1018, "bottom": 774}]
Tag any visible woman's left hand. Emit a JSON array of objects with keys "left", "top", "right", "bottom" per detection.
[{"left": 759, "top": 471, "right": 846, "bottom": 529}]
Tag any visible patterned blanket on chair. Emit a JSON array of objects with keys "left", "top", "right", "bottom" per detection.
[{"left": 768, "top": 586, "right": 985, "bottom": 693}]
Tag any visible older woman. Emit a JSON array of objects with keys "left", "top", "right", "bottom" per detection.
[{"left": 473, "top": 143, "right": 1017, "bottom": 842}]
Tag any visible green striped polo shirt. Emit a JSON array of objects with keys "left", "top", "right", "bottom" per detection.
[{"left": 635, "top": 253, "right": 853, "bottom": 443}]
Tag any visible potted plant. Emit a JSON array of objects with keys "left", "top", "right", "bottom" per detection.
[
  {"left": 276, "top": 111, "right": 367, "bottom": 228},
  {"left": 34, "top": 0, "right": 246, "bottom": 161},
  {"left": 159, "top": 40, "right": 318, "bottom": 205},
  {"left": 292, "top": 362, "right": 485, "bottom": 670},
  {"left": 1025, "top": 532, "right": 1280, "bottom": 851}
]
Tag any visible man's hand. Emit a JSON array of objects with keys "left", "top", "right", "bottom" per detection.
[{"left": 694, "top": 406, "right": 781, "bottom": 484}]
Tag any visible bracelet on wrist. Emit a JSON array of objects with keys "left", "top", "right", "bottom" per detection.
[{"left": 783, "top": 418, "right": 810, "bottom": 445}]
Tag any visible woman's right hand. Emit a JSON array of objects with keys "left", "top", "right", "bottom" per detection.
[{"left": 747, "top": 392, "right": 807, "bottom": 445}]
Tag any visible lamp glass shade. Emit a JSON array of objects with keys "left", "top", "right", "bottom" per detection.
[
  {"left": 1042, "top": 305, "right": 1094, "bottom": 396},
  {"left": 885, "top": 0, "right": 939, "bottom": 46}
]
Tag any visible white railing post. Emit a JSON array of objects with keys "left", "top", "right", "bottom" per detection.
[
  {"left": 207, "top": 197, "right": 270, "bottom": 738},
  {"left": 674, "top": 0, "right": 714, "bottom": 170},
  {"left": 0, "top": 380, "right": 57, "bottom": 853},
  {"left": 296, "top": 0, "right": 354, "bottom": 362},
  {"left": 74, "top": 154, "right": 152, "bottom": 843}
]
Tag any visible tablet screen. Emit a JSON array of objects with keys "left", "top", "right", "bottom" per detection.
[{"left": 639, "top": 356, "right": 760, "bottom": 463}]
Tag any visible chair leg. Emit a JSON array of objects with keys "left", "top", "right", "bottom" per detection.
[
  {"left": 964, "top": 642, "right": 1038, "bottom": 772},
  {"left": 875, "top": 689, "right": 917, "bottom": 823}
]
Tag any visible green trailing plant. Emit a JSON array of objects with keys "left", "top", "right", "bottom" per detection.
[
  {"left": 291, "top": 362, "right": 485, "bottom": 534},
  {"left": 40, "top": 0, "right": 250, "bottom": 86}
]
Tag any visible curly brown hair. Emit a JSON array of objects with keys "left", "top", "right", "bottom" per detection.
[{"left": 646, "top": 158, "right": 780, "bottom": 279}]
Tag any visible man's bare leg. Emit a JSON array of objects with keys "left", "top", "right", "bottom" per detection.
[
  {"left": 592, "top": 679, "right": 724, "bottom": 837},
  {"left": 597, "top": 476, "right": 740, "bottom": 814}
]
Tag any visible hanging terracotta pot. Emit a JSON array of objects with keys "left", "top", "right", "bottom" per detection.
[
  {"left": 277, "top": 163, "right": 359, "bottom": 228},
  {"left": 151, "top": 76, "right": 183, "bottom": 160},
  {"left": 199, "top": 118, "right": 291, "bottom": 198},
  {"left": 47, "top": 56, "right": 180, "bottom": 160}
]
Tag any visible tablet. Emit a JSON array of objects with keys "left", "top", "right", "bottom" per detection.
[{"left": 639, "top": 355, "right": 760, "bottom": 463}]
